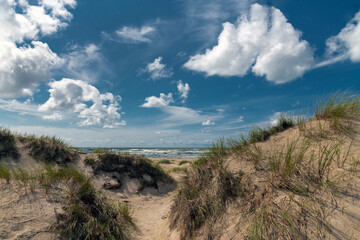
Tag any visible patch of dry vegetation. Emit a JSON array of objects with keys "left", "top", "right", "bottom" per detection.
[
  {"left": 170, "top": 92, "right": 360, "bottom": 239},
  {"left": 86, "top": 152, "right": 173, "bottom": 190},
  {"left": 170, "top": 140, "right": 244, "bottom": 239},
  {"left": 19, "top": 135, "right": 78, "bottom": 164},
  {"left": 0, "top": 162, "right": 135, "bottom": 239},
  {"left": 0, "top": 128, "right": 19, "bottom": 160}
]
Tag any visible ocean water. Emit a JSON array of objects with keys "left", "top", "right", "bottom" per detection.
[{"left": 80, "top": 148, "right": 207, "bottom": 159}]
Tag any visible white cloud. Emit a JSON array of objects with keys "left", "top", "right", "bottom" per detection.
[
  {"left": 0, "top": 40, "right": 62, "bottom": 98},
  {"left": 177, "top": 80, "right": 190, "bottom": 102},
  {"left": 43, "top": 112, "right": 63, "bottom": 120},
  {"left": 184, "top": 3, "right": 314, "bottom": 84},
  {"left": 141, "top": 93, "right": 173, "bottom": 108},
  {"left": 324, "top": 10, "right": 360, "bottom": 64},
  {"left": 0, "top": 0, "right": 76, "bottom": 98},
  {"left": 141, "top": 88, "right": 220, "bottom": 126},
  {"left": 0, "top": 98, "right": 43, "bottom": 117},
  {"left": 143, "top": 57, "right": 173, "bottom": 80},
  {"left": 202, "top": 120, "right": 215, "bottom": 126},
  {"left": 116, "top": 25, "right": 155, "bottom": 43},
  {"left": 39, "top": 78, "right": 123, "bottom": 128}
]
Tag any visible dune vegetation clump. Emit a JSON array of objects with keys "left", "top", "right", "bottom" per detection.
[
  {"left": 86, "top": 152, "right": 173, "bottom": 189},
  {"left": 314, "top": 92, "right": 360, "bottom": 136},
  {"left": 56, "top": 178, "right": 135, "bottom": 240},
  {"left": 170, "top": 92, "right": 360, "bottom": 239},
  {"left": 170, "top": 140, "right": 244, "bottom": 239},
  {"left": 20, "top": 135, "right": 78, "bottom": 164},
  {"left": 0, "top": 128, "right": 19, "bottom": 160},
  {"left": 0, "top": 161, "right": 135, "bottom": 240}
]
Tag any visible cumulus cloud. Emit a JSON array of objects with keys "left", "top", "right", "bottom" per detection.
[
  {"left": 142, "top": 57, "right": 173, "bottom": 80},
  {"left": 324, "top": 10, "right": 360, "bottom": 64},
  {"left": 177, "top": 80, "right": 190, "bottom": 103},
  {"left": 116, "top": 25, "right": 155, "bottom": 43},
  {"left": 140, "top": 81, "right": 221, "bottom": 126},
  {"left": 202, "top": 120, "right": 215, "bottom": 126},
  {"left": 184, "top": 3, "right": 314, "bottom": 84},
  {"left": 141, "top": 93, "right": 173, "bottom": 108},
  {"left": 39, "top": 78, "right": 124, "bottom": 128},
  {"left": 0, "top": 40, "right": 62, "bottom": 97},
  {"left": 0, "top": 0, "right": 76, "bottom": 98}
]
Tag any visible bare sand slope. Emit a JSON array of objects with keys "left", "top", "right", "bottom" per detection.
[{"left": 0, "top": 182, "right": 63, "bottom": 240}]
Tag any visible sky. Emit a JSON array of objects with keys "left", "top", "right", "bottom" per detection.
[{"left": 0, "top": 0, "right": 360, "bottom": 147}]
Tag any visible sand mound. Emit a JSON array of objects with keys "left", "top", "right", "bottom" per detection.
[{"left": 170, "top": 119, "right": 360, "bottom": 239}]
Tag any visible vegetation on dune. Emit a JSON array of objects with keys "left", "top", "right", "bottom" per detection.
[
  {"left": 0, "top": 128, "right": 19, "bottom": 160},
  {"left": 170, "top": 92, "right": 360, "bottom": 239},
  {"left": 314, "top": 91, "right": 360, "bottom": 136},
  {"left": 86, "top": 152, "right": 173, "bottom": 190},
  {"left": 170, "top": 139, "right": 243, "bottom": 239},
  {"left": 20, "top": 135, "right": 78, "bottom": 164},
  {"left": 57, "top": 178, "right": 134, "bottom": 240},
  {"left": 247, "top": 114, "right": 297, "bottom": 144},
  {"left": 158, "top": 159, "right": 172, "bottom": 164},
  {"left": 0, "top": 163, "right": 135, "bottom": 239},
  {"left": 179, "top": 160, "right": 191, "bottom": 165}
]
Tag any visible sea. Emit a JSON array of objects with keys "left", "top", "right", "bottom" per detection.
[{"left": 79, "top": 148, "right": 208, "bottom": 159}]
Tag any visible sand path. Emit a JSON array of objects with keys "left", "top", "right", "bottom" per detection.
[{"left": 129, "top": 191, "right": 178, "bottom": 240}]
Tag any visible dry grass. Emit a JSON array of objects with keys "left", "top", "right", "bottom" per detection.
[
  {"left": 22, "top": 136, "right": 78, "bottom": 164},
  {"left": 0, "top": 128, "right": 19, "bottom": 160},
  {"left": 314, "top": 92, "right": 360, "bottom": 136},
  {"left": 87, "top": 152, "right": 173, "bottom": 189},
  {"left": 170, "top": 92, "right": 360, "bottom": 239},
  {"left": 56, "top": 178, "right": 135, "bottom": 240},
  {"left": 170, "top": 139, "right": 243, "bottom": 239},
  {"left": 0, "top": 163, "right": 135, "bottom": 239}
]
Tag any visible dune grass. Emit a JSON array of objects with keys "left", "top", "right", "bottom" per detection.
[
  {"left": 247, "top": 114, "right": 296, "bottom": 144},
  {"left": 57, "top": 178, "right": 134, "bottom": 240},
  {"left": 314, "top": 92, "right": 360, "bottom": 136},
  {"left": 158, "top": 159, "right": 171, "bottom": 164},
  {"left": 179, "top": 160, "right": 191, "bottom": 165},
  {"left": 0, "top": 163, "right": 135, "bottom": 239},
  {"left": 0, "top": 128, "right": 19, "bottom": 159},
  {"left": 170, "top": 139, "right": 243, "bottom": 239},
  {"left": 170, "top": 92, "right": 360, "bottom": 239}
]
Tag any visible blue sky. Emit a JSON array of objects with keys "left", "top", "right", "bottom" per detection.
[{"left": 0, "top": 0, "right": 360, "bottom": 147}]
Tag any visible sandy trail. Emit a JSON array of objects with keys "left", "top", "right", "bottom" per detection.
[{"left": 129, "top": 191, "right": 177, "bottom": 240}]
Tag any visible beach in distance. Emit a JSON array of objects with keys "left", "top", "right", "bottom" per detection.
[{"left": 79, "top": 147, "right": 207, "bottom": 159}]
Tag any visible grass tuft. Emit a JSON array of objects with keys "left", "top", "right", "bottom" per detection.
[
  {"left": 158, "top": 159, "right": 171, "bottom": 164},
  {"left": 314, "top": 92, "right": 360, "bottom": 136},
  {"left": 57, "top": 178, "right": 134, "bottom": 240},
  {"left": 248, "top": 114, "right": 296, "bottom": 144},
  {"left": 179, "top": 160, "right": 191, "bottom": 165}
]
